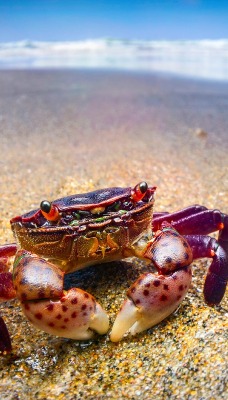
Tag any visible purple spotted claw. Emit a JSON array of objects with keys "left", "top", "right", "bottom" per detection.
[
  {"left": 110, "top": 223, "right": 193, "bottom": 341},
  {"left": 13, "top": 250, "right": 109, "bottom": 340},
  {"left": 21, "top": 288, "right": 109, "bottom": 340},
  {"left": 110, "top": 267, "right": 192, "bottom": 342}
]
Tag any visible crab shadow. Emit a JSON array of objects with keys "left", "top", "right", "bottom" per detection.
[{"left": 64, "top": 258, "right": 155, "bottom": 307}]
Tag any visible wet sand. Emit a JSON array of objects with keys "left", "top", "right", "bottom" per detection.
[{"left": 0, "top": 69, "right": 227, "bottom": 399}]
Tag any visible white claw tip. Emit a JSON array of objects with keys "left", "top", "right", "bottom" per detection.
[
  {"left": 90, "top": 303, "right": 109, "bottom": 335},
  {"left": 110, "top": 299, "right": 138, "bottom": 342}
]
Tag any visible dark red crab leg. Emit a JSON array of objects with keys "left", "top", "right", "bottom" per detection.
[
  {"left": 0, "top": 316, "right": 12, "bottom": 354},
  {"left": 218, "top": 214, "right": 228, "bottom": 254},
  {"left": 0, "top": 243, "right": 18, "bottom": 354},
  {"left": 184, "top": 234, "right": 228, "bottom": 305},
  {"left": 0, "top": 244, "right": 18, "bottom": 302},
  {"left": 0, "top": 243, "right": 17, "bottom": 259},
  {"left": 153, "top": 205, "right": 207, "bottom": 231},
  {"left": 154, "top": 206, "right": 228, "bottom": 305},
  {"left": 0, "top": 243, "right": 17, "bottom": 273},
  {"left": 0, "top": 271, "right": 16, "bottom": 354},
  {"left": 153, "top": 206, "right": 225, "bottom": 236}
]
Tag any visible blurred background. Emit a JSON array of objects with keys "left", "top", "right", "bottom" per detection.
[{"left": 0, "top": 0, "right": 228, "bottom": 80}]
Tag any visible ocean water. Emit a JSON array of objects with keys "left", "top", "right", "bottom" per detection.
[{"left": 0, "top": 38, "right": 228, "bottom": 81}]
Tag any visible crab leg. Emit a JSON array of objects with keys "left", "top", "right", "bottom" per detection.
[
  {"left": 0, "top": 243, "right": 17, "bottom": 258},
  {"left": 153, "top": 206, "right": 226, "bottom": 237},
  {"left": 0, "top": 316, "right": 12, "bottom": 354},
  {"left": 0, "top": 271, "right": 16, "bottom": 353},
  {"left": 110, "top": 224, "right": 193, "bottom": 342},
  {"left": 0, "top": 243, "right": 17, "bottom": 273},
  {"left": 13, "top": 250, "right": 109, "bottom": 340},
  {"left": 0, "top": 244, "right": 18, "bottom": 353},
  {"left": 184, "top": 235, "right": 228, "bottom": 305},
  {"left": 154, "top": 207, "right": 228, "bottom": 304}
]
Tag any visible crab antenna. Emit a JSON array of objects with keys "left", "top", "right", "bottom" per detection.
[
  {"left": 40, "top": 200, "right": 60, "bottom": 221},
  {"left": 131, "top": 182, "right": 148, "bottom": 202}
]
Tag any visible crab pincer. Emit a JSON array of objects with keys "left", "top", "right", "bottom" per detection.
[
  {"left": 110, "top": 224, "right": 193, "bottom": 342},
  {"left": 13, "top": 251, "right": 109, "bottom": 340}
]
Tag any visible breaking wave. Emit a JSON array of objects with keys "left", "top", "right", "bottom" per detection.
[{"left": 0, "top": 38, "right": 228, "bottom": 80}]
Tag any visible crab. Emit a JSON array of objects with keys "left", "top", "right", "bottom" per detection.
[{"left": 0, "top": 182, "right": 227, "bottom": 354}]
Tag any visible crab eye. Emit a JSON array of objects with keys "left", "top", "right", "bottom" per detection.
[
  {"left": 40, "top": 200, "right": 59, "bottom": 221},
  {"left": 131, "top": 181, "right": 148, "bottom": 202}
]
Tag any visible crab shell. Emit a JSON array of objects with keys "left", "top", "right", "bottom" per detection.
[{"left": 10, "top": 185, "right": 156, "bottom": 272}]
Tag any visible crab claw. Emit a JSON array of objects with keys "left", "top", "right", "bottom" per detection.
[
  {"left": 13, "top": 250, "right": 109, "bottom": 340},
  {"left": 110, "top": 266, "right": 192, "bottom": 342},
  {"left": 21, "top": 288, "right": 109, "bottom": 340}
]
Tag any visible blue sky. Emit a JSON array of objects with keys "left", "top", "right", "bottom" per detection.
[{"left": 0, "top": 0, "right": 228, "bottom": 42}]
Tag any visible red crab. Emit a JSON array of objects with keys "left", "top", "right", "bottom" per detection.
[{"left": 0, "top": 182, "right": 227, "bottom": 353}]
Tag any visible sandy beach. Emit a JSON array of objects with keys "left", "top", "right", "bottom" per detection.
[{"left": 0, "top": 69, "right": 227, "bottom": 399}]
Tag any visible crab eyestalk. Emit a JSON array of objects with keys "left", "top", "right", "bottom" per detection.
[
  {"left": 131, "top": 181, "right": 148, "bottom": 202},
  {"left": 40, "top": 200, "right": 60, "bottom": 221}
]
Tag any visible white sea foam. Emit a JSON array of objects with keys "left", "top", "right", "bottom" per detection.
[{"left": 0, "top": 38, "right": 228, "bottom": 81}]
